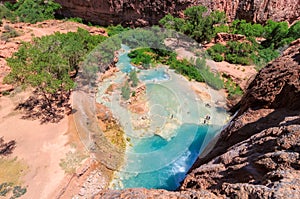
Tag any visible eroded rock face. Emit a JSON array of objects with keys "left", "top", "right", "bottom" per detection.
[
  {"left": 53, "top": 0, "right": 300, "bottom": 26},
  {"left": 181, "top": 38, "right": 300, "bottom": 198},
  {"left": 193, "top": 0, "right": 300, "bottom": 24},
  {"left": 54, "top": 0, "right": 192, "bottom": 26},
  {"left": 97, "top": 40, "right": 300, "bottom": 198}
]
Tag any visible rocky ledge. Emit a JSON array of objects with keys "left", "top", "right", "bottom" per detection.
[
  {"left": 97, "top": 39, "right": 300, "bottom": 198},
  {"left": 52, "top": 0, "right": 300, "bottom": 26}
]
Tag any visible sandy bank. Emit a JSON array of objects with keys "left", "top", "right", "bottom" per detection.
[{"left": 0, "top": 91, "right": 69, "bottom": 199}]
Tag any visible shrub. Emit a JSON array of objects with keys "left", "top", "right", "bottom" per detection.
[
  {"left": 224, "top": 77, "right": 243, "bottom": 98},
  {"left": 129, "top": 69, "right": 139, "bottom": 87},
  {"left": 1, "top": 25, "right": 19, "bottom": 41},
  {"left": 231, "top": 20, "right": 264, "bottom": 37},
  {"left": 67, "top": 17, "right": 83, "bottom": 24},
  {"left": 107, "top": 24, "right": 130, "bottom": 36},
  {"left": 212, "top": 53, "right": 224, "bottom": 62},
  {"left": 14, "top": 0, "right": 61, "bottom": 24},
  {"left": 160, "top": 6, "right": 227, "bottom": 43},
  {"left": 287, "top": 21, "right": 300, "bottom": 40},
  {"left": 121, "top": 81, "right": 131, "bottom": 100}
]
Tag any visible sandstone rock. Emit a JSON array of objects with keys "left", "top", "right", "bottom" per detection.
[
  {"left": 51, "top": 0, "right": 300, "bottom": 26},
  {"left": 181, "top": 39, "right": 300, "bottom": 198}
]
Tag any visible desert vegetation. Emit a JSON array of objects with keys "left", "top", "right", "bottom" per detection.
[
  {"left": 3, "top": 0, "right": 61, "bottom": 24},
  {"left": 159, "top": 6, "right": 300, "bottom": 69},
  {"left": 4, "top": 28, "right": 106, "bottom": 123},
  {"left": 0, "top": 138, "right": 27, "bottom": 199},
  {"left": 207, "top": 20, "right": 300, "bottom": 67}
]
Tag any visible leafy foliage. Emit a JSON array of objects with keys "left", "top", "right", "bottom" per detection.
[
  {"left": 107, "top": 24, "right": 130, "bottom": 36},
  {"left": 0, "top": 4, "right": 15, "bottom": 22},
  {"left": 0, "top": 183, "right": 27, "bottom": 198},
  {"left": 224, "top": 77, "right": 243, "bottom": 98},
  {"left": 121, "top": 81, "right": 131, "bottom": 100},
  {"left": 67, "top": 17, "right": 84, "bottom": 24},
  {"left": 262, "top": 21, "right": 289, "bottom": 48},
  {"left": 5, "top": 28, "right": 106, "bottom": 122},
  {"left": 5, "top": 28, "right": 105, "bottom": 92},
  {"left": 0, "top": 25, "right": 19, "bottom": 41},
  {"left": 129, "top": 70, "right": 139, "bottom": 87},
  {"left": 128, "top": 48, "right": 153, "bottom": 69},
  {"left": 159, "top": 6, "right": 227, "bottom": 43},
  {"left": 205, "top": 18, "right": 300, "bottom": 68},
  {"left": 231, "top": 20, "right": 264, "bottom": 37},
  {"left": 3, "top": 0, "right": 61, "bottom": 24}
]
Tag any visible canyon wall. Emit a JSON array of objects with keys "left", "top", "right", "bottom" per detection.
[
  {"left": 53, "top": 0, "right": 300, "bottom": 26},
  {"left": 98, "top": 39, "right": 300, "bottom": 198}
]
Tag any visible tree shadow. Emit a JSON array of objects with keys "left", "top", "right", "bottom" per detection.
[
  {"left": 0, "top": 137, "right": 16, "bottom": 156},
  {"left": 15, "top": 89, "right": 72, "bottom": 124}
]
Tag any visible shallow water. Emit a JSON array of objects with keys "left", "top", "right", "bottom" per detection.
[{"left": 97, "top": 45, "right": 228, "bottom": 190}]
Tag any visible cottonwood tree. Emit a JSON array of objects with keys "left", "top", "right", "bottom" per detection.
[{"left": 5, "top": 28, "right": 106, "bottom": 123}]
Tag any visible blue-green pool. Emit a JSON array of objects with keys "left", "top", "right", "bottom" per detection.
[{"left": 97, "top": 45, "right": 228, "bottom": 190}]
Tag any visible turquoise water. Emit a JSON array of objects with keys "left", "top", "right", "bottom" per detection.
[
  {"left": 99, "top": 45, "right": 228, "bottom": 190},
  {"left": 139, "top": 67, "right": 170, "bottom": 82},
  {"left": 117, "top": 45, "right": 170, "bottom": 82},
  {"left": 120, "top": 124, "right": 209, "bottom": 190}
]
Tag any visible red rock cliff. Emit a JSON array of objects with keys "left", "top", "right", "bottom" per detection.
[{"left": 53, "top": 0, "right": 300, "bottom": 26}]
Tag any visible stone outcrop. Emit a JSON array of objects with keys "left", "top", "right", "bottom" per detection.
[
  {"left": 54, "top": 0, "right": 192, "bottom": 26},
  {"left": 193, "top": 0, "right": 300, "bottom": 24},
  {"left": 181, "top": 38, "right": 300, "bottom": 197},
  {"left": 52, "top": 0, "right": 300, "bottom": 26},
  {"left": 97, "top": 39, "right": 300, "bottom": 198}
]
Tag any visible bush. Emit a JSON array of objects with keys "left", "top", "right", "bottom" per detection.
[
  {"left": 224, "top": 77, "right": 243, "bottom": 98},
  {"left": 212, "top": 53, "right": 224, "bottom": 62},
  {"left": 129, "top": 69, "right": 139, "bottom": 87},
  {"left": 160, "top": 6, "right": 227, "bottom": 43},
  {"left": 231, "top": 20, "right": 264, "bottom": 37},
  {"left": 287, "top": 21, "right": 300, "bottom": 40},
  {"left": 14, "top": 0, "right": 61, "bottom": 24},
  {"left": 0, "top": 4, "right": 16, "bottom": 22},
  {"left": 121, "top": 81, "right": 131, "bottom": 100},
  {"left": 214, "top": 24, "right": 230, "bottom": 34},
  {"left": 1, "top": 25, "right": 19, "bottom": 41},
  {"left": 5, "top": 28, "right": 106, "bottom": 92},
  {"left": 67, "top": 17, "right": 83, "bottom": 24},
  {"left": 107, "top": 24, "right": 130, "bottom": 36},
  {"left": 210, "top": 43, "right": 227, "bottom": 54}
]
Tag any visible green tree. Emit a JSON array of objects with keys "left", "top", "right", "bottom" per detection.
[
  {"left": 262, "top": 21, "right": 289, "bottom": 48},
  {"left": 231, "top": 19, "right": 264, "bottom": 37},
  {"left": 121, "top": 81, "right": 131, "bottom": 100},
  {"left": 287, "top": 21, "right": 300, "bottom": 40},
  {"left": 4, "top": 28, "right": 106, "bottom": 121},
  {"left": 107, "top": 24, "right": 130, "bottom": 36},
  {"left": 14, "top": 0, "right": 61, "bottom": 23},
  {"left": 160, "top": 6, "right": 227, "bottom": 43},
  {"left": 129, "top": 70, "right": 139, "bottom": 87}
]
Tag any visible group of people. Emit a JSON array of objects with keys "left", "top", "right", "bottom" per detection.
[{"left": 203, "top": 115, "right": 211, "bottom": 124}]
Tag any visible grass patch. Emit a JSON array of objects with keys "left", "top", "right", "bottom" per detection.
[
  {"left": 59, "top": 151, "right": 88, "bottom": 174},
  {"left": 1, "top": 25, "right": 20, "bottom": 41},
  {"left": 0, "top": 157, "right": 28, "bottom": 185},
  {"left": 223, "top": 77, "right": 244, "bottom": 99}
]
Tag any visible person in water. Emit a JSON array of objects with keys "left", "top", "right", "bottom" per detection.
[{"left": 203, "top": 115, "right": 211, "bottom": 124}]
